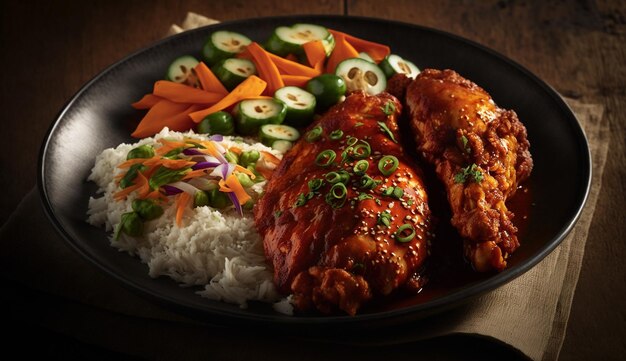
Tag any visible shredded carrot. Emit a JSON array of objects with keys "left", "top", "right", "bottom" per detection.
[
  {"left": 246, "top": 42, "right": 285, "bottom": 95},
  {"left": 189, "top": 75, "right": 267, "bottom": 123},
  {"left": 285, "top": 54, "right": 299, "bottom": 62},
  {"left": 266, "top": 52, "right": 320, "bottom": 78},
  {"left": 181, "top": 168, "right": 208, "bottom": 180},
  {"left": 220, "top": 174, "right": 251, "bottom": 205},
  {"left": 235, "top": 165, "right": 256, "bottom": 179},
  {"left": 303, "top": 40, "right": 327, "bottom": 72},
  {"left": 175, "top": 192, "right": 192, "bottom": 227},
  {"left": 281, "top": 74, "right": 310, "bottom": 88},
  {"left": 143, "top": 157, "right": 195, "bottom": 169},
  {"left": 136, "top": 172, "right": 152, "bottom": 198},
  {"left": 117, "top": 157, "right": 147, "bottom": 169},
  {"left": 114, "top": 183, "right": 141, "bottom": 201},
  {"left": 113, "top": 170, "right": 149, "bottom": 201},
  {"left": 144, "top": 189, "right": 168, "bottom": 202},
  {"left": 229, "top": 146, "right": 242, "bottom": 155},
  {"left": 153, "top": 80, "right": 223, "bottom": 104},
  {"left": 155, "top": 139, "right": 188, "bottom": 156},
  {"left": 194, "top": 62, "right": 228, "bottom": 95},
  {"left": 329, "top": 29, "right": 390, "bottom": 63},
  {"left": 132, "top": 102, "right": 201, "bottom": 138},
  {"left": 260, "top": 151, "right": 281, "bottom": 166},
  {"left": 132, "top": 94, "right": 163, "bottom": 109},
  {"left": 325, "top": 31, "right": 359, "bottom": 74}
]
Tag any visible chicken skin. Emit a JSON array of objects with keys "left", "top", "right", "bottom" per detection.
[
  {"left": 254, "top": 91, "right": 432, "bottom": 315},
  {"left": 405, "top": 69, "right": 532, "bottom": 272}
]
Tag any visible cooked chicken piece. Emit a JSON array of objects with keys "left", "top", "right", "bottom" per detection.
[
  {"left": 405, "top": 69, "right": 532, "bottom": 272},
  {"left": 254, "top": 91, "right": 432, "bottom": 315}
]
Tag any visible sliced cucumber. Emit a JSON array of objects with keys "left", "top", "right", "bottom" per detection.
[
  {"left": 202, "top": 30, "right": 252, "bottom": 65},
  {"left": 358, "top": 52, "right": 375, "bottom": 63},
  {"left": 335, "top": 58, "right": 387, "bottom": 95},
  {"left": 271, "top": 140, "right": 294, "bottom": 153},
  {"left": 235, "top": 99, "right": 287, "bottom": 136},
  {"left": 167, "top": 55, "right": 200, "bottom": 85},
  {"left": 379, "top": 54, "right": 420, "bottom": 79},
  {"left": 211, "top": 58, "right": 257, "bottom": 90},
  {"left": 259, "top": 124, "right": 300, "bottom": 147},
  {"left": 274, "top": 86, "right": 316, "bottom": 127},
  {"left": 266, "top": 24, "right": 335, "bottom": 57}
]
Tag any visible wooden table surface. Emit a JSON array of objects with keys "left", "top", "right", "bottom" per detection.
[{"left": 1, "top": 1, "right": 624, "bottom": 359}]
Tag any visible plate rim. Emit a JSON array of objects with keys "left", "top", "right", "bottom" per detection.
[{"left": 37, "top": 14, "right": 592, "bottom": 326}]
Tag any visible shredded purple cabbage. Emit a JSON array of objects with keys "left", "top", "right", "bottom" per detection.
[
  {"left": 192, "top": 161, "right": 221, "bottom": 170},
  {"left": 162, "top": 185, "right": 183, "bottom": 196}
]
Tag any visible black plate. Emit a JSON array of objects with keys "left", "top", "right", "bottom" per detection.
[{"left": 38, "top": 15, "right": 591, "bottom": 329}]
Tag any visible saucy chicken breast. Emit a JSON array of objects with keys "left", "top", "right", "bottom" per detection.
[
  {"left": 254, "top": 91, "right": 432, "bottom": 315},
  {"left": 405, "top": 69, "right": 532, "bottom": 272}
]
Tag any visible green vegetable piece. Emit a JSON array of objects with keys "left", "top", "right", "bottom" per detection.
[
  {"left": 454, "top": 163, "right": 484, "bottom": 184},
  {"left": 306, "top": 74, "right": 347, "bottom": 111},
  {"left": 149, "top": 166, "right": 189, "bottom": 190},
  {"left": 395, "top": 224, "right": 416, "bottom": 243},
  {"left": 305, "top": 125, "right": 323, "bottom": 142},
  {"left": 378, "top": 155, "right": 399, "bottom": 177},
  {"left": 315, "top": 149, "right": 336, "bottom": 167},
  {"left": 193, "top": 191, "right": 210, "bottom": 208},
  {"left": 335, "top": 57, "right": 387, "bottom": 95},
  {"left": 132, "top": 199, "right": 164, "bottom": 220},
  {"left": 211, "top": 58, "right": 257, "bottom": 90},
  {"left": 202, "top": 30, "right": 252, "bottom": 65},
  {"left": 166, "top": 55, "right": 199, "bottom": 85},
  {"left": 237, "top": 173, "right": 254, "bottom": 188},
  {"left": 225, "top": 150, "right": 239, "bottom": 164},
  {"left": 120, "top": 164, "right": 147, "bottom": 189},
  {"left": 239, "top": 150, "right": 260, "bottom": 167},
  {"left": 379, "top": 54, "right": 420, "bottom": 79},
  {"left": 274, "top": 86, "right": 316, "bottom": 127},
  {"left": 377, "top": 121, "right": 398, "bottom": 143},
  {"left": 196, "top": 111, "right": 235, "bottom": 136},
  {"left": 127, "top": 145, "right": 155, "bottom": 160},
  {"left": 265, "top": 23, "right": 335, "bottom": 58},
  {"left": 208, "top": 188, "right": 230, "bottom": 209},
  {"left": 235, "top": 98, "right": 287, "bottom": 136},
  {"left": 116, "top": 212, "right": 143, "bottom": 239}
]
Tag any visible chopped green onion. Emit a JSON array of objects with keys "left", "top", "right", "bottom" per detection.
[
  {"left": 454, "top": 163, "right": 484, "bottom": 184},
  {"left": 380, "top": 101, "right": 396, "bottom": 116},
  {"left": 305, "top": 125, "right": 323, "bottom": 142},
  {"left": 382, "top": 187, "right": 394, "bottom": 196},
  {"left": 308, "top": 178, "right": 324, "bottom": 192},
  {"left": 274, "top": 210, "right": 283, "bottom": 218},
  {"left": 325, "top": 172, "right": 341, "bottom": 184},
  {"left": 352, "top": 140, "right": 371, "bottom": 159},
  {"left": 346, "top": 136, "right": 359, "bottom": 146},
  {"left": 329, "top": 129, "right": 344, "bottom": 140},
  {"left": 315, "top": 149, "right": 336, "bottom": 167},
  {"left": 354, "top": 122, "right": 364, "bottom": 127},
  {"left": 378, "top": 211, "right": 391, "bottom": 227},
  {"left": 359, "top": 175, "right": 379, "bottom": 190},
  {"left": 377, "top": 121, "right": 398, "bottom": 143},
  {"left": 393, "top": 187, "right": 404, "bottom": 199},
  {"left": 294, "top": 193, "right": 308, "bottom": 207},
  {"left": 395, "top": 224, "right": 415, "bottom": 243},
  {"left": 353, "top": 160, "right": 369, "bottom": 175},
  {"left": 357, "top": 192, "right": 374, "bottom": 201},
  {"left": 325, "top": 183, "right": 347, "bottom": 209},
  {"left": 378, "top": 155, "right": 399, "bottom": 176}
]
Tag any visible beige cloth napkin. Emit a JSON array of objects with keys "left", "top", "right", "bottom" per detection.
[{"left": 0, "top": 13, "right": 609, "bottom": 361}]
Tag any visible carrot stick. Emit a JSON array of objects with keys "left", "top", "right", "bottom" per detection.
[
  {"left": 132, "top": 101, "right": 201, "bottom": 138},
  {"left": 117, "top": 158, "right": 147, "bottom": 169},
  {"left": 132, "top": 94, "right": 163, "bottom": 109},
  {"left": 143, "top": 157, "right": 195, "bottom": 169},
  {"left": 246, "top": 42, "right": 285, "bottom": 95},
  {"left": 153, "top": 80, "right": 223, "bottom": 104},
  {"left": 189, "top": 75, "right": 267, "bottom": 123},
  {"left": 281, "top": 74, "right": 310, "bottom": 88},
  {"left": 219, "top": 174, "right": 251, "bottom": 205},
  {"left": 266, "top": 52, "right": 320, "bottom": 78},
  {"left": 325, "top": 31, "right": 359, "bottom": 73},
  {"left": 181, "top": 169, "right": 209, "bottom": 180},
  {"left": 329, "top": 29, "right": 390, "bottom": 63},
  {"left": 285, "top": 54, "right": 299, "bottom": 62},
  {"left": 175, "top": 192, "right": 192, "bottom": 227},
  {"left": 303, "top": 40, "right": 327, "bottom": 72},
  {"left": 194, "top": 62, "right": 228, "bottom": 95}
]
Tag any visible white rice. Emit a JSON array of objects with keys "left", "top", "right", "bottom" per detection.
[{"left": 86, "top": 128, "right": 292, "bottom": 313}]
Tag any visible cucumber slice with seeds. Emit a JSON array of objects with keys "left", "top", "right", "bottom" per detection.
[
  {"left": 274, "top": 86, "right": 316, "bottom": 127},
  {"left": 167, "top": 55, "right": 200, "bottom": 85},
  {"left": 211, "top": 58, "right": 257, "bottom": 90},
  {"left": 235, "top": 99, "right": 287, "bottom": 136},
  {"left": 202, "top": 30, "right": 252, "bottom": 65},
  {"left": 259, "top": 124, "right": 300, "bottom": 147},
  {"left": 379, "top": 54, "right": 420, "bottom": 79},
  {"left": 335, "top": 58, "right": 387, "bottom": 95},
  {"left": 266, "top": 24, "right": 335, "bottom": 57}
]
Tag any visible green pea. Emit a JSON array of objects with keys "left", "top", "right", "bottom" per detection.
[
  {"left": 193, "top": 191, "right": 210, "bottom": 208},
  {"left": 237, "top": 173, "right": 254, "bottom": 188},
  {"left": 208, "top": 189, "right": 230, "bottom": 209},
  {"left": 132, "top": 199, "right": 164, "bottom": 220},
  {"left": 224, "top": 150, "right": 239, "bottom": 164},
  {"left": 116, "top": 212, "right": 143, "bottom": 239},
  {"left": 126, "top": 144, "right": 155, "bottom": 160},
  {"left": 238, "top": 150, "right": 260, "bottom": 167}
]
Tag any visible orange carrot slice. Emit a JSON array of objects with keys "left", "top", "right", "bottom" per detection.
[
  {"left": 181, "top": 169, "right": 209, "bottom": 180},
  {"left": 175, "top": 192, "right": 192, "bottom": 226},
  {"left": 132, "top": 102, "right": 201, "bottom": 138},
  {"left": 132, "top": 94, "right": 163, "bottom": 109},
  {"left": 194, "top": 62, "right": 228, "bottom": 95},
  {"left": 325, "top": 31, "right": 359, "bottom": 74},
  {"left": 189, "top": 75, "right": 267, "bottom": 123},
  {"left": 143, "top": 157, "right": 195, "bottom": 169},
  {"left": 153, "top": 80, "right": 223, "bottom": 104},
  {"left": 329, "top": 29, "right": 390, "bottom": 63},
  {"left": 266, "top": 52, "right": 320, "bottom": 78},
  {"left": 246, "top": 42, "right": 285, "bottom": 95},
  {"left": 219, "top": 174, "right": 251, "bottom": 205},
  {"left": 281, "top": 74, "right": 310, "bottom": 88},
  {"left": 303, "top": 40, "right": 327, "bottom": 72}
]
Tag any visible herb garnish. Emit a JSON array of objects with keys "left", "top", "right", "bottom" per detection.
[
  {"left": 454, "top": 163, "right": 484, "bottom": 184},
  {"left": 377, "top": 121, "right": 398, "bottom": 143},
  {"left": 381, "top": 101, "right": 396, "bottom": 116}
]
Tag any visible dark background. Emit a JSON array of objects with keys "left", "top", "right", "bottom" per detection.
[{"left": 1, "top": 0, "right": 624, "bottom": 359}]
